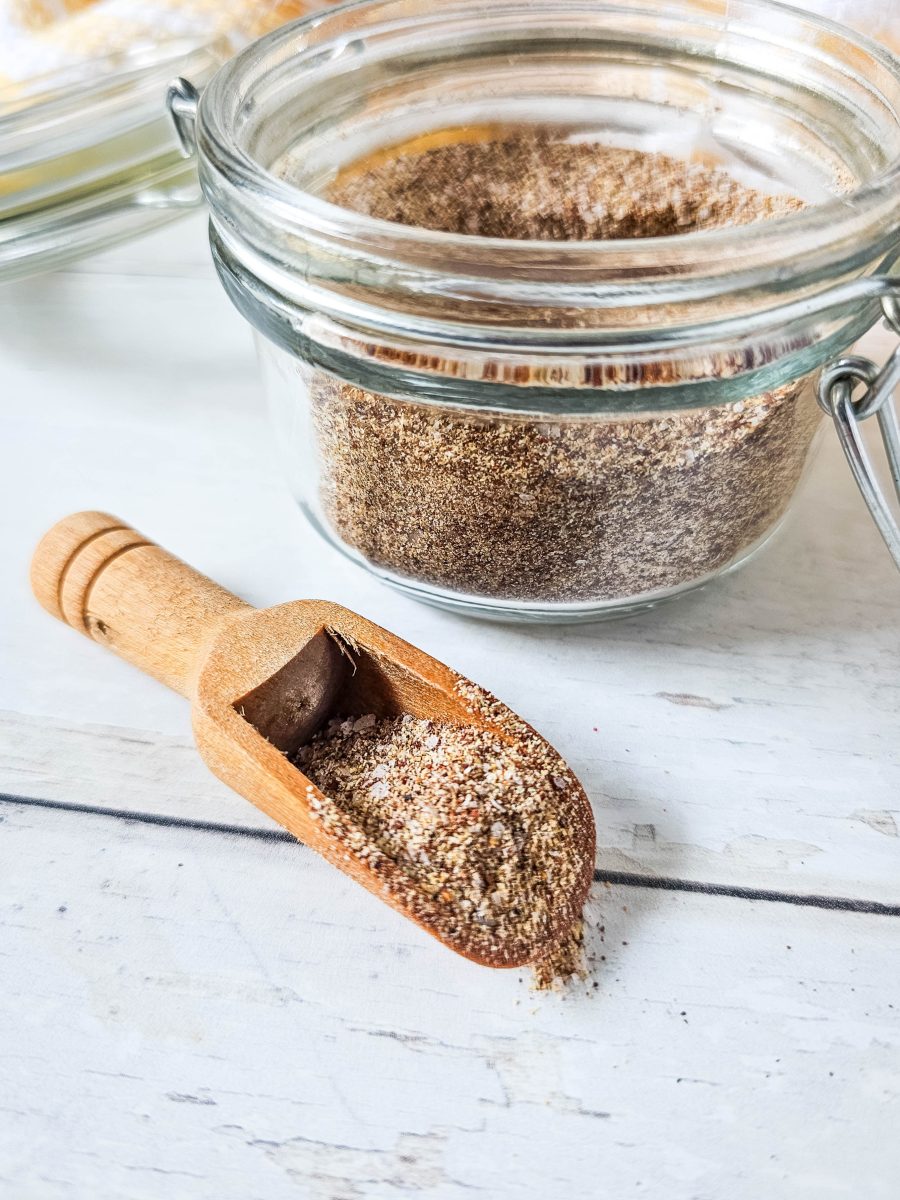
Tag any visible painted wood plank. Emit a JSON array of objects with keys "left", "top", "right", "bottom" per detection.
[
  {"left": 4, "top": 701, "right": 900, "bottom": 905},
  {"left": 1, "top": 800, "right": 898, "bottom": 1200},
  {"left": 0, "top": 710, "right": 250, "bottom": 831},
  {"left": 1, "top": 224, "right": 898, "bottom": 903}
]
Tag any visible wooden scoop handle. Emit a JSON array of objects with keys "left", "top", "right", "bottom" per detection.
[{"left": 31, "top": 512, "right": 250, "bottom": 698}]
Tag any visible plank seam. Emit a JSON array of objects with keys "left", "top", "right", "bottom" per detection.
[
  {"left": 3, "top": 791, "right": 899, "bottom": 917},
  {"left": 594, "top": 871, "right": 900, "bottom": 916},
  {"left": 0, "top": 791, "right": 292, "bottom": 842}
]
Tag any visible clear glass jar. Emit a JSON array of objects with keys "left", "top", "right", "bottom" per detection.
[{"left": 171, "top": 0, "right": 900, "bottom": 621}]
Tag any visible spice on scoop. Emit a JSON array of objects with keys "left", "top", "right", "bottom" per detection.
[{"left": 297, "top": 679, "right": 592, "bottom": 983}]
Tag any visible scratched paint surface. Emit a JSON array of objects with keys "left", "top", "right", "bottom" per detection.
[{"left": 3, "top": 803, "right": 900, "bottom": 1200}]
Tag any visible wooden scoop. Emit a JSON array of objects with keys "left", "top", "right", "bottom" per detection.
[{"left": 31, "top": 512, "right": 595, "bottom": 967}]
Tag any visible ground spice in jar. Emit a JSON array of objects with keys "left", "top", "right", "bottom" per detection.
[
  {"left": 295, "top": 680, "right": 593, "bottom": 982},
  {"left": 328, "top": 132, "right": 803, "bottom": 238},
  {"left": 296, "top": 130, "right": 822, "bottom": 606},
  {"left": 311, "top": 378, "right": 819, "bottom": 603}
]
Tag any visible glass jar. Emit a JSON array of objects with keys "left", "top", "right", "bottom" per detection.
[{"left": 170, "top": 0, "right": 900, "bottom": 621}]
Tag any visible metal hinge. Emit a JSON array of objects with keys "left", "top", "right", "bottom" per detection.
[{"left": 818, "top": 297, "right": 900, "bottom": 570}]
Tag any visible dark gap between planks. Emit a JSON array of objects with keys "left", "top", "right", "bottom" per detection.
[{"left": 3, "top": 791, "right": 899, "bottom": 918}]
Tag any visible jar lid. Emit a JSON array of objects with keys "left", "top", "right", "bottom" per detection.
[{"left": 0, "top": 38, "right": 225, "bottom": 282}]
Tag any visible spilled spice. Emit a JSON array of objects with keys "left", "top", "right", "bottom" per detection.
[
  {"left": 531, "top": 920, "right": 587, "bottom": 992},
  {"left": 296, "top": 680, "right": 594, "bottom": 979},
  {"left": 294, "top": 129, "right": 822, "bottom": 607}
]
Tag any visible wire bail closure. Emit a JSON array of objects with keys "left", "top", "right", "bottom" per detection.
[
  {"left": 166, "top": 77, "right": 200, "bottom": 159},
  {"left": 818, "top": 296, "right": 900, "bottom": 570}
]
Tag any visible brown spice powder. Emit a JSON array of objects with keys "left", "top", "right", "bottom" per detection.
[
  {"left": 296, "top": 680, "right": 593, "bottom": 980},
  {"left": 329, "top": 133, "right": 803, "bottom": 239},
  {"left": 531, "top": 920, "right": 587, "bottom": 991},
  {"left": 304, "top": 131, "right": 820, "bottom": 607},
  {"left": 312, "top": 377, "right": 819, "bottom": 603}
]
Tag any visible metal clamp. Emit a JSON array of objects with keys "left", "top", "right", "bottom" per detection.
[
  {"left": 818, "top": 298, "right": 900, "bottom": 570},
  {"left": 166, "top": 77, "right": 200, "bottom": 159}
]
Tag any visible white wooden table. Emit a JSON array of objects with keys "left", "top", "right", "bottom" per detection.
[{"left": 2, "top": 214, "right": 899, "bottom": 1200}]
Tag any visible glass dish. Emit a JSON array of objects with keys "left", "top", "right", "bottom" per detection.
[
  {"left": 0, "top": 39, "right": 224, "bottom": 282},
  {"left": 170, "top": 0, "right": 900, "bottom": 621}
]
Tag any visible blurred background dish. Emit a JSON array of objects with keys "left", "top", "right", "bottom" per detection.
[
  {"left": 0, "top": 0, "right": 323, "bottom": 101},
  {"left": 0, "top": 0, "right": 335, "bottom": 280}
]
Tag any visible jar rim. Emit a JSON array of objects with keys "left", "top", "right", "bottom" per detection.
[
  {"left": 195, "top": 0, "right": 900, "bottom": 397},
  {"left": 198, "top": 0, "right": 900, "bottom": 280}
]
